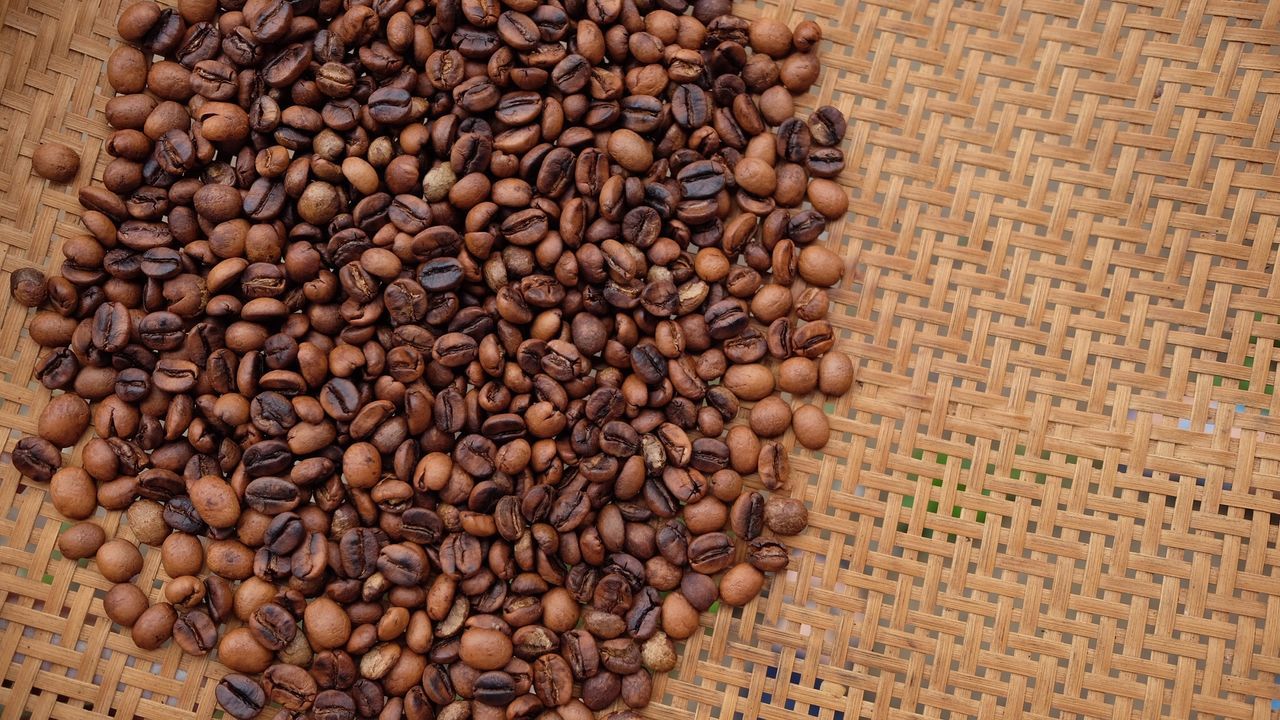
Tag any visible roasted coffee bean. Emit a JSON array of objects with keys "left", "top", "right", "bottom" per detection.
[
  {"left": 244, "top": 476, "right": 300, "bottom": 514},
  {"left": 216, "top": 674, "right": 266, "bottom": 720},
  {"left": 730, "top": 491, "right": 765, "bottom": 539},
  {"left": 313, "top": 690, "right": 357, "bottom": 720},
  {"left": 757, "top": 440, "right": 791, "bottom": 490},
  {"left": 173, "top": 609, "right": 218, "bottom": 655},
  {"left": 687, "top": 532, "right": 734, "bottom": 575},
  {"left": 35, "top": 348, "right": 78, "bottom": 390},
  {"left": 13, "top": 436, "right": 61, "bottom": 481},
  {"left": 249, "top": 602, "right": 297, "bottom": 651},
  {"left": 748, "top": 538, "right": 790, "bottom": 572},
  {"left": 473, "top": 671, "right": 517, "bottom": 706},
  {"left": 532, "top": 653, "right": 574, "bottom": 706},
  {"left": 263, "top": 663, "right": 319, "bottom": 711}
]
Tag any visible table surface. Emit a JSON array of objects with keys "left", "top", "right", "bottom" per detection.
[{"left": 3, "top": 0, "right": 1280, "bottom": 718}]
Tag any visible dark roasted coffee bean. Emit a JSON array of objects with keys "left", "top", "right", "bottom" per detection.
[
  {"left": 13, "top": 436, "right": 61, "bottom": 481},
  {"left": 243, "top": 476, "right": 301, "bottom": 514},
  {"left": 249, "top": 602, "right": 297, "bottom": 651},
  {"left": 216, "top": 675, "right": 266, "bottom": 720},
  {"left": 164, "top": 496, "right": 207, "bottom": 534},
  {"left": 532, "top": 652, "right": 573, "bottom": 706},
  {"left": 473, "top": 671, "right": 516, "bottom": 706},
  {"left": 581, "top": 671, "right": 621, "bottom": 711},
  {"left": 809, "top": 105, "right": 848, "bottom": 146},
  {"left": 34, "top": 348, "right": 79, "bottom": 390},
  {"left": 400, "top": 507, "right": 443, "bottom": 545},
  {"left": 378, "top": 542, "right": 426, "bottom": 585},
  {"left": 173, "top": 609, "right": 218, "bottom": 655},
  {"left": 91, "top": 301, "right": 132, "bottom": 352}
]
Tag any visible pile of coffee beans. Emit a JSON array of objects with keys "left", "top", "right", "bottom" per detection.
[{"left": 13, "top": 0, "right": 855, "bottom": 714}]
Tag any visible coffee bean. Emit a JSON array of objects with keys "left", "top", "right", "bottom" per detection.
[
  {"left": 132, "top": 602, "right": 177, "bottom": 650},
  {"left": 33, "top": 143, "right": 81, "bottom": 183},
  {"left": 818, "top": 350, "right": 855, "bottom": 395},
  {"left": 748, "top": 538, "right": 790, "bottom": 572},
  {"left": 38, "top": 393, "right": 90, "bottom": 448},
  {"left": 313, "top": 690, "right": 357, "bottom": 720},
  {"left": 581, "top": 670, "right": 621, "bottom": 711},
  {"left": 249, "top": 602, "right": 297, "bottom": 651},
  {"left": 720, "top": 563, "right": 765, "bottom": 607},
  {"left": 104, "top": 582, "right": 150, "bottom": 627},
  {"left": 96, "top": 538, "right": 144, "bottom": 582},
  {"left": 687, "top": 532, "right": 735, "bottom": 575},
  {"left": 729, "top": 491, "right": 765, "bottom": 540},
  {"left": 216, "top": 674, "right": 267, "bottom": 720},
  {"left": 173, "top": 609, "right": 218, "bottom": 655},
  {"left": 263, "top": 663, "right": 318, "bottom": 711},
  {"left": 13, "top": 436, "right": 62, "bottom": 481},
  {"left": 532, "top": 653, "right": 574, "bottom": 706},
  {"left": 58, "top": 521, "right": 106, "bottom": 560}
]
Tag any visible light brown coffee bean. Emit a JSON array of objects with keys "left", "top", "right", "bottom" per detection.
[
  {"left": 50, "top": 467, "right": 97, "bottom": 520},
  {"left": 189, "top": 475, "right": 241, "bottom": 529},
  {"left": 218, "top": 626, "right": 275, "bottom": 672},
  {"left": 104, "top": 582, "right": 150, "bottom": 626},
  {"left": 127, "top": 499, "right": 171, "bottom": 546},
  {"left": 818, "top": 350, "right": 854, "bottom": 395},
  {"left": 807, "top": 178, "right": 848, "bottom": 219},
  {"left": 106, "top": 46, "right": 149, "bottom": 93},
  {"left": 96, "top": 538, "right": 144, "bottom": 582},
  {"left": 161, "top": 532, "right": 205, "bottom": 577},
  {"left": 460, "top": 628, "right": 514, "bottom": 670},
  {"left": 719, "top": 563, "right": 765, "bottom": 606},
  {"left": 59, "top": 521, "right": 107, "bottom": 560},
  {"left": 32, "top": 143, "right": 81, "bottom": 183},
  {"left": 764, "top": 496, "right": 809, "bottom": 535},
  {"left": 734, "top": 157, "right": 777, "bottom": 196},
  {"left": 792, "top": 403, "right": 830, "bottom": 449},
  {"left": 748, "top": 396, "right": 792, "bottom": 438},
  {"left": 131, "top": 602, "right": 178, "bottom": 650},
  {"left": 660, "top": 592, "right": 700, "bottom": 640},
  {"left": 38, "top": 393, "right": 90, "bottom": 448},
  {"left": 304, "top": 596, "right": 352, "bottom": 650},
  {"left": 722, "top": 364, "right": 773, "bottom": 401},
  {"left": 607, "top": 129, "right": 652, "bottom": 173},
  {"left": 748, "top": 18, "right": 792, "bottom": 58},
  {"left": 797, "top": 245, "right": 844, "bottom": 287}
]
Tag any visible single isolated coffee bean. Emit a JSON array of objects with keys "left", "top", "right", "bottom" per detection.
[{"left": 32, "top": 143, "right": 81, "bottom": 182}]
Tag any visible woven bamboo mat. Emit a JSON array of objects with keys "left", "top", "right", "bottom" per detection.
[{"left": 3, "top": 0, "right": 1280, "bottom": 717}]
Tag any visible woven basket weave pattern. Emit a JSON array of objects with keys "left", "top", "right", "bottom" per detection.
[{"left": 3, "top": 0, "right": 1279, "bottom": 718}]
